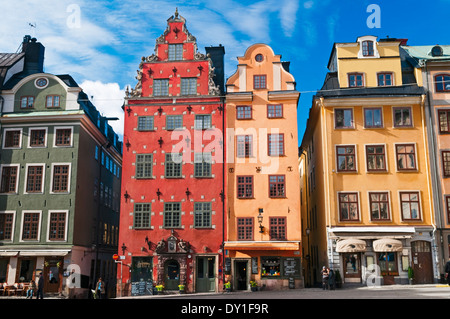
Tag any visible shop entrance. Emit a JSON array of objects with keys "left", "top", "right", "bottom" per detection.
[
  {"left": 377, "top": 252, "right": 398, "bottom": 285},
  {"left": 196, "top": 256, "right": 215, "bottom": 292},
  {"left": 44, "top": 257, "right": 63, "bottom": 293},
  {"left": 412, "top": 241, "right": 433, "bottom": 284},
  {"left": 342, "top": 253, "right": 361, "bottom": 282},
  {"left": 164, "top": 260, "right": 180, "bottom": 290},
  {"left": 234, "top": 260, "right": 248, "bottom": 290}
]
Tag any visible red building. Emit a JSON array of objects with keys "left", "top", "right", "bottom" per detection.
[{"left": 118, "top": 9, "right": 225, "bottom": 296}]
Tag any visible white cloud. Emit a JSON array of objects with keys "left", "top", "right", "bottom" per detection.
[{"left": 280, "top": 0, "right": 300, "bottom": 37}]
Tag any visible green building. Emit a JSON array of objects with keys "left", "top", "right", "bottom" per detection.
[{"left": 0, "top": 36, "right": 122, "bottom": 298}]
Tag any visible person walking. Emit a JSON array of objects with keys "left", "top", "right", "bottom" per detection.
[
  {"left": 35, "top": 273, "right": 44, "bottom": 299},
  {"left": 26, "top": 279, "right": 36, "bottom": 298},
  {"left": 321, "top": 266, "right": 329, "bottom": 290},
  {"left": 445, "top": 257, "right": 450, "bottom": 285},
  {"left": 328, "top": 268, "right": 336, "bottom": 290},
  {"left": 96, "top": 277, "right": 105, "bottom": 299}
]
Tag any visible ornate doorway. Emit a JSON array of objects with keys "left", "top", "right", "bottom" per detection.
[{"left": 164, "top": 260, "right": 180, "bottom": 290}]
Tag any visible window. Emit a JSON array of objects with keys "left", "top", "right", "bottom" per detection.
[
  {"left": 194, "top": 202, "right": 211, "bottom": 228},
  {"left": 0, "top": 166, "right": 18, "bottom": 194},
  {"left": 194, "top": 115, "right": 211, "bottom": 130},
  {"left": 435, "top": 74, "right": 450, "bottom": 92},
  {"left": 336, "top": 145, "right": 356, "bottom": 172},
  {"left": 55, "top": 128, "right": 72, "bottom": 146},
  {"left": 29, "top": 129, "right": 46, "bottom": 147},
  {"left": 348, "top": 73, "right": 364, "bottom": 87},
  {"left": 194, "top": 152, "right": 212, "bottom": 178},
  {"left": 136, "top": 154, "right": 153, "bottom": 179},
  {"left": 134, "top": 203, "right": 151, "bottom": 229},
  {"left": 400, "top": 192, "right": 421, "bottom": 220},
  {"left": 236, "top": 106, "right": 252, "bottom": 119},
  {"left": 0, "top": 213, "right": 13, "bottom": 240},
  {"left": 165, "top": 153, "right": 182, "bottom": 178},
  {"left": 48, "top": 212, "right": 66, "bottom": 241},
  {"left": 396, "top": 144, "right": 416, "bottom": 171},
  {"left": 22, "top": 212, "right": 40, "bottom": 240},
  {"left": 443, "top": 151, "right": 450, "bottom": 177},
  {"left": 267, "top": 104, "right": 283, "bottom": 118},
  {"left": 3, "top": 129, "right": 21, "bottom": 148},
  {"left": 236, "top": 135, "right": 252, "bottom": 158},
  {"left": 168, "top": 44, "right": 183, "bottom": 61},
  {"left": 52, "top": 165, "right": 70, "bottom": 193},
  {"left": 20, "top": 96, "right": 34, "bottom": 109},
  {"left": 269, "top": 175, "right": 285, "bottom": 198},
  {"left": 366, "top": 145, "right": 386, "bottom": 172},
  {"left": 254, "top": 75, "right": 266, "bottom": 89},
  {"left": 46, "top": 95, "right": 60, "bottom": 108},
  {"left": 378, "top": 73, "right": 393, "bottom": 87},
  {"left": 268, "top": 134, "right": 284, "bottom": 156},
  {"left": 364, "top": 108, "right": 383, "bottom": 128},
  {"left": 362, "top": 40, "right": 374, "bottom": 56},
  {"left": 137, "top": 116, "right": 154, "bottom": 131},
  {"left": 393, "top": 107, "right": 412, "bottom": 127},
  {"left": 181, "top": 78, "right": 197, "bottom": 95},
  {"left": 166, "top": 115, "right": 183, "bottom": 130},
  {"left": 237, "top": 217, "right": 253, "bottom": 240},
  {"left": 255, "top": 54, "right": 264, "bottom": 62},
  {"left": 26, "top": 165, "right": 44, "bottom": 193},
  {"left": 261, "top": 257, "right": 281, "bottom": 277},
  {"left": 338, "top": 192, "right": 359, "bottom": 221},
  {"left": 335, "top": 108, "right": 354, "bottom": 128},
  {"left": 270, "top": 217, "right": 286, "bottom": 240},
  {"left": 438, "top": 110, "right": 450, "bottom": 133},
  {"left": 445, "top": 196, "right": 450, "bottom": 223},
  {"left": 237, "top": 176, "right": 253, "bottom": 198},
  {"left": 153, "top": 79, "right": 169, "bottom": 96},
  {"left": 163, "top": 202, "right": 181, "bottom": 228},
  {"left": 369, "top": 192, "right": 390, "bottom": 220}
]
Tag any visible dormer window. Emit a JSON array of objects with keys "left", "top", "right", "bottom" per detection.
[
  {"left": 362, "top": 41, "right": 374, "bottom": 57},
  {"left": 168, "top": 44, "right": 183, "bottom": 61}
]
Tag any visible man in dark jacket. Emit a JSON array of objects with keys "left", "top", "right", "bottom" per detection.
[{"left": 36, "top": 273, "right": 44, "bottom": 299}]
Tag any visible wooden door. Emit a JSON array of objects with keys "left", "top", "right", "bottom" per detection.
[
  {"left": 44, "top": 257, "right": 63, "bottom": 293},
  {"left": 164, "top": 260, "right": 180, "bottom": 290},
  {"left": 196, "top": 257, "right": 215, "bottom": 292},
  {"left": 412, "top": 241, "right": 433, "bottom": 284},
  {"left": 343, "top": 253, "right": 361, "bottom": 281}
]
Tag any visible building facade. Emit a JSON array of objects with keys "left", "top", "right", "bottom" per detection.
[
  {"left": 0, "top": 36, "right": 122, "bottom": 298},
  {"left": 301, "top": 36, "right": 438, "bottom": 286},
  {"left": 118, "top": 10, "right": 225, "bottom": 296},
  {"left": 224, "top": 43, "right": 302, "bottom": 290},
  {"left": 402, "top": 44, "right": 450, "bottom": 281}
]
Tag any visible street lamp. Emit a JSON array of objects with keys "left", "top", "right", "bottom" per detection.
[{"left": 258, "top": 208, "right": 264, "bottom": 233}]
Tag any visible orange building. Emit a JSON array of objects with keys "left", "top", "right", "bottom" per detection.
[{"left": 224, "top": 44, "right": 302, "bottom": 290}]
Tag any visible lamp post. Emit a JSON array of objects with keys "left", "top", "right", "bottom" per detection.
[{"left": 257, "top": 208, "right": 264, "bottom": 234}]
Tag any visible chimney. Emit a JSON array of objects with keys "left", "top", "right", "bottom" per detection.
[
  {"left": 21, "top": 35, "right": 45, "bottom": 74},
  {"left": 205, "top": 44, "right": 225, "bottom": 95}
]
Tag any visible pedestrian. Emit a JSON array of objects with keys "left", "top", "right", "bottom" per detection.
[
  {"left": 35, "top": 273, "right": 44, "bottom": 299},
  {"left": 328, "top": 268, "right": 335, "bottom": 290},
  {"left": 321, "top": 266, "right": 329, "bottom": 290},
  {"left": 96, "top": 277, "right": 105, "bottom": 299},
  {"left": 445, "top": 257, "right": 450, "bottom": 285},
  {"left": 26, "top": 279, "right": 36, "bottom": 298}
]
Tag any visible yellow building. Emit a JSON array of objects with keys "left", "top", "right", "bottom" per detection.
[
  {"left": 301, "top": 36, "right": 438, "bottom": 286},
  {"left": 224, "top": 43, "right": 303, "bottom": 290}
]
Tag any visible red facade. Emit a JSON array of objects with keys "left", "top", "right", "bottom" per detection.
[{"left": 118, "top": 10, "right": 225, "bottom": 295}]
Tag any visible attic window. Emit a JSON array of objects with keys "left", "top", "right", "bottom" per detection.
[
  {"left": 168, "top": 44, "right": 183, "bottom": 61},
  {"left": 255, "top": 54, "right": 263, "bottom": 62},
  {"left": 362, "top": 41, "right": 374, "bottom": 57},
  {"left": 431, "top": 45, "right": 443, "bottom": 57}
]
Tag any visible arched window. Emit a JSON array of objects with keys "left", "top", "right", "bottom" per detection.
[{"left": 435, "top": 74, "right": 450, "bottom": 92}]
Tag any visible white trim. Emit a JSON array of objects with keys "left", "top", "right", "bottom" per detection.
[
  {"left": 357, "top": 36, "right": 380, "bottom": 59},
  {"left": 46, "top": 210, "right": 69, "bottom": 242},
  {"left": 363, "top": 143, "right": 388, "bottom": 173},
  {"left": 49, "top": 162, "right": 72, "bottom": 194},
  {"left": 397, "top": 190, "right": 423, "bottom": 222},
  {"left": 362, "top": 106, "right": 384, "bottom": 129},
  {"left": 333, "top": 107, "right": 355, "bottom": 129},
  {"left": 23, "top": 163, "right": 46, "bottom": 194},
  {"left": 53, "top": 126, "right": 74, "bottom": 148},
  {"left": 328, "top": 226, "right": 416, "bottom": 233},
  {"left": 336, "top": 191, "right": 361, "bottom": 222},
  {"left": 0, "top": 164, "right": 20, "bottom": 194},
  {"left": 366, "top": 190, "right": 392, "bottom": 222},
  {"left": 2, "top": 127, "right": 23, "bottom": 149},
  {"left": 392, "top": 106, "right": 414, "bottom": 129},
  {"left": 27, "top": 127, "right": 48, "bottom": 148},
  {"left": 376, "top": 71, "right": 396, "bottom": 87},
  {"left": 19, "top": 210, "right": 42, "bottom": 242},
  {"left": 34, "top": 77, "right": 49, "bottom": 89},
  {"left": 0, "top": 211, "right": 16, "bottom": 242},
  {"left": 335, "top": 144, "right": 358, "bottom": 173},
  {"left": 393, "top": 142, "right": 419, "bottom": 172}
]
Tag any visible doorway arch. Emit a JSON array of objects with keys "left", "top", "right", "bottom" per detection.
[{"left": 164, "top": 260, "right": 180, "bottom": 290}]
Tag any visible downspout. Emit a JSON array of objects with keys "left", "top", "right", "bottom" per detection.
[{"left": 221, "top": 97, "right": 226, "bottom": 289}]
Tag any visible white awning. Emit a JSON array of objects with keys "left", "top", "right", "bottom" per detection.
[
  {"left": 0, "top": 251, "right": 19, "bottom": 257},
  {"left": 372, "top": 238, "right": 403, "bottom": 252},
  {"left": 19, "top": 250, "right": 70, "bottom": 257},
  {"left": 336, "top": 239, "right": 367, "bottom": 253}
]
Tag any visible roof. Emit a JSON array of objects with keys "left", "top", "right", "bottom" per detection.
[
  {"left": 0, "top": 53, "right": 25, "bottom": 89},
  {"left": 401, "top": 45, "right": 450, "bottom": 62}
]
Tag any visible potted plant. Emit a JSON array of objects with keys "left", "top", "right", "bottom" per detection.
[
  {"left": 224, "top": 282, "right": 231, "bottom": 292},
  {"left": 334, "top": 270, "right": 342, "bottom": 288},
  {"left": 178, "top": 284, "right": 185, "bottom": 294},
  {"left": 408, "top": 266, "right": 414, "bottom": 285},
  {"left": 155, "top": 284, "right": 164, "bottom": 294},
  {"left": 250, "top": 281, "right": 258, "bottom": 292}
]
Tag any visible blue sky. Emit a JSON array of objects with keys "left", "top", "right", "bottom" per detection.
[{"left": 1, "top": 0, "right": 449, "bottom": 140}]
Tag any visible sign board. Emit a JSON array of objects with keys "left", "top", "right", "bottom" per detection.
[
  {"left": 251, "top": 257, "right": 258, "bottom": 274},
  {"left": 131, "top": 280, "right": 153, "bottom": 296},
  {"left": 224, "top": 258, "right": 231, "bottom": 274},
  {"left": 283, "top": 257, "right": 301, "bottom": 277}
]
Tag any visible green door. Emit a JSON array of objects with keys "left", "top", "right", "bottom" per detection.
[
  {"left": 196, "top": 257, "right": 215, "bottom": 292},
  {"left": 164, "top": 260, "right": 180, "bottom": 290}
]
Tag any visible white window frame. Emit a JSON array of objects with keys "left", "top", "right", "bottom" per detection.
[
  {"left": 2, "top": 128, "right": 23, "bottom": 149},
  {"left": 46, "top": 210, "right": 69, "bottom": 242},
  {"left": 367, "top": 190, "right": 392, "bottom": 222},
  {"left": 0, "top": 211, "right": 16, "bottom": 241},
  {"left": 53, "top": 126, "right": 74, "bottom": 148},
  {"left": 394, "top": 142, "right": 419, "bottom": 172},
  {"left": 19, "top": 210, "right": 42, "bottom": 242},
  {"left": 398, "top": 190, "right": 423, "bottom": 222},
  {"left": 28, "top": 127, "right": 48, "bottom": 148},
  {"left": 23, "top": 163, "right": 46, "bottom": 194},
  {"left": 0, "top": 164, "right": 20, "bottom": 194},
  {"left": 49, "top": 162, "right": 72, "bottom": 194}
]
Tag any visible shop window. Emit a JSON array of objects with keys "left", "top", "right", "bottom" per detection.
[
  {"left": 0, "top": 259, "right": 7, "bottom": 282},
  {"left": 343, "top": 253, "right": 360, "bottom": 277},
  {"left": 261, "top": 257, "right": 281, "bottom": 277},
  {"left": 378, "top": 252, "right": 398, "bottom": 275},
  {"left": 18, "top": 259, "right": 35, "bottom": 282}
]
